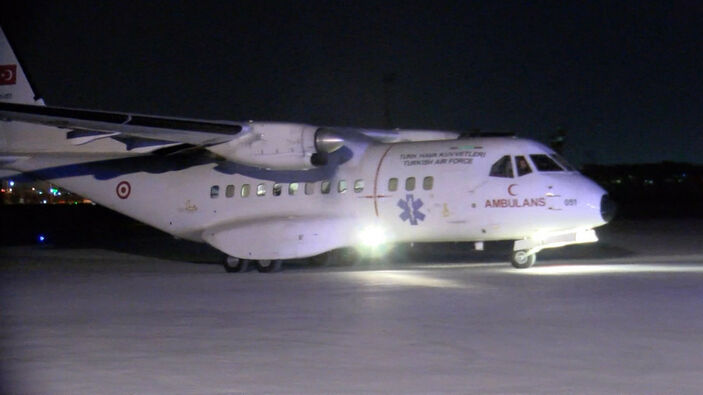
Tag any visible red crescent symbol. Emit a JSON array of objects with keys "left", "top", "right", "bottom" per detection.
[
  {"left": 508, "top": 184, "right": 518, "bottom": 196},
  {"left": 116, "top": 181, "right": 131, "bottom": 199}
]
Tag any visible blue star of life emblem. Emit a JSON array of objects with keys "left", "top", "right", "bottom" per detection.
[{"left": 398, "top": 194, "right": 425, "bottom": 225}]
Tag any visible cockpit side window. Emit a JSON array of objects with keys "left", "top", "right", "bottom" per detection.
[
  {"left": 489, "top": 155, "right": 514, "bottom": 178},
  {"left": 550, "top": 153, "right": 575, "bottom": 171},
  {"left": 530, "top": 154, "right": 563, "bottom": 171},
  {"left": 515, "top": 155, "right": 532, "bottom": 176}
]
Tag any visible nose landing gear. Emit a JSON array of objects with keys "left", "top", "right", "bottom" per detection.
[
  {"left": 511, "top": 229, "right": 599, "bottom": 269},
  {"left": 511, "top": 250, "right": 537, "bottom": 269}
]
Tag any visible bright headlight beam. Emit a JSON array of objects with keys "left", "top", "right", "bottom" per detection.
[
  {"left": 358, "top": 225, "right": 387, "bottom": 247},
  {"left": 347, "top": 271, "right": 466, "bottom": 289},
  {"left": 517, "top": 263, "right": 703, "bottom": 276}
]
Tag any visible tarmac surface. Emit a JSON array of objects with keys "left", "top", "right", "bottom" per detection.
[{"left": 2, "top": 219, "right": 703, "bottom": 394}]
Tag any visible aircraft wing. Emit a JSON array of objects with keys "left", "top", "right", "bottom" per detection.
[
  {"left": 0, "top": 102, "right": 245, "bottom": 146},
  {"left": 1, "top": 102, "right": 459, "bottom": 170}
]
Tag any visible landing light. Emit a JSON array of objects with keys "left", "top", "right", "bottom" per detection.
[
  {"left": 357, "top": 225, "right": 393, "bottom": 258},
  {"left": 38, "top": 235, "right": 46, "bottom": 243},
  {"left": 358, "top": 225, "right": 387, "bottom": 248}
]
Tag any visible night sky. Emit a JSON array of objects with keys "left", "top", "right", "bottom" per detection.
[{"left": 1, "top": 1, "right": 701, "bottom": 165}]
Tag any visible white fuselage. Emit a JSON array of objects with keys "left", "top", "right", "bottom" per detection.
[{"left": 2, "top": 122, "right": 607, "bottom": 260}]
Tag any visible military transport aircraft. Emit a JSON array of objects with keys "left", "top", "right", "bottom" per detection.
[{"left": 0, "top": 27, "right": 614, "bottom": 272}]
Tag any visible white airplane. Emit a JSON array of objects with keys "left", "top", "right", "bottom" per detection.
[{"left": 0, "top": 27, "right": 614, "bottom": 272}]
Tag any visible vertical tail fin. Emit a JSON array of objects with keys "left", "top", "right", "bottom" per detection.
[{"left": 0, "top": 26, "right": 43, "bottom": 105}]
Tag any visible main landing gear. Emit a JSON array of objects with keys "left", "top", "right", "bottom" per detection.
[
  {"left": 254, "top": 259, "right": 283, "bottom": 273},
  {"left": 510, "top": 250, "right": 537, "bottom": 269},
  {"left": 223, "top": 256, "right": 283, "bottom": 273}
]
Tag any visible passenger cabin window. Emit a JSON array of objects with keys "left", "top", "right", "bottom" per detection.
[
  {"left": 338, "top": 180, "right": 347, "bottom": 193},
  {"left": 289, "top": 183, "right": 299, "bottom": 195},
  {"left": 405, "top": 177, "right": 416, "bottom": 191},
  {"left": 530, "top": 154, "right": 563, "bottom": 171},
  {"left": 354, "top": 179, "right": 364, "bottom": 193},
  {"left": 241, "top": 184, "right": 250, "bottom": 198},
  {"left": 210, "top": 185, "right": 220, "bottom": 199},
  {"left": 321, "top": 180, "right": 331, "bottom": 194},
  {"left": 490, "top": 155, "right": 514, "bottom": 178},
  {"left": 423, "top": 176, "right": 434, "bottom": 190},
  {"left": 256, "top": 183, "right": 266, "bottom": 196},
  {"left": 272, "top": 183, "right": 282, "bottom": 196},
  {"left": 515, "top": 156, "right": 532, "bottom": 177},
  {"left": 225, "top": 184, "right": 235, "bottom": 198},
  {"left": 305, "top": 182, "right": 315, "bottom": 195},
  {"left": 388, "top": 178, "right": 398, "bottom": 191},
  {"left": 551, "top": 153, "right": 575, "bottom": 171}
]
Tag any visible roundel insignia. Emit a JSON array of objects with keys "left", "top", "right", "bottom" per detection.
[{"left": 116, "top": 181, "right": 131, "bottom": 199}]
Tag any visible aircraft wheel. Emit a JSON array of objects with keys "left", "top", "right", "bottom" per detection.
[
  {"left": 223, "top": 255, "right": 250, "bottom": 273},
  {"left": 255, "top": 259, "right": 283, "bottom": 273},
  {"left": 511, "top": 250, "right": 536, "bottom": 269}
]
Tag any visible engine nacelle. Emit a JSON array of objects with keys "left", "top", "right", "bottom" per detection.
[{"left": 207, "top": 123, "right": 343, "bottom": 170}]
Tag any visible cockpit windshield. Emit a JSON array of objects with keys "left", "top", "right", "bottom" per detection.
[
  {"left": 529, "top": 154, "right": 563, "bottom": 172},
  {"left": 550, "top": 153, "right": 575, "bottom": 171},
  {"left": 515, "top": 155, "right": 532, "bottom": 176},
  {"left": 489, "top": 153, "right": 575, "bottom": 177},
  {"left": 489, "top": 155, "right": 514, "bottom": 178}
]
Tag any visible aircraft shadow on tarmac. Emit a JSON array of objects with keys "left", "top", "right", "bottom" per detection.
[
  {"left": 1, "top": 205, "right": 633, "bottom": 268},
  {"left": 39, "top": 229, "right": 637, "bottom": 269}
]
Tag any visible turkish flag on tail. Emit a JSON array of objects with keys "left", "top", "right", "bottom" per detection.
[{"left": 0, "top": 65, "right": 17, "bottom": 85}]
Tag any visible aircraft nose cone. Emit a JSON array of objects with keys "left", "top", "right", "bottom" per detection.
[{"left": 600, "top": 194, "right": 616, "bottom": 223}]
